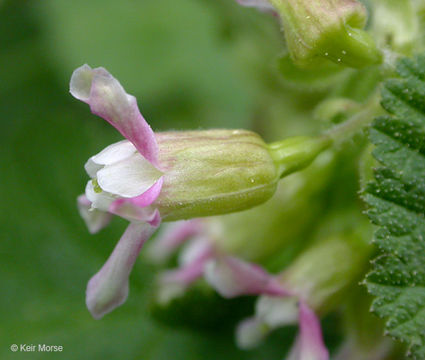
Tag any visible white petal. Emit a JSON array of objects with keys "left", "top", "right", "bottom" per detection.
[
  {"left": 85, "top": 141, "right": 137, "bottom": 177},
  {"left": 93, "top": 140, "right": 137, "bottom": 166},
  {"left": 77, "top": 195, "right": 112, "bottom": 233},
  {"left": 97, "top": 152, "right": 163, "bottom": 198},
  {"left": 85, "top": 180, "right": 116, "bottom": 212},
  {"left": 70, "top": 64, "right": 93, "bottom": 101},
  {"left": 85, "top": 159, "right": 103, "bottom": 178},
  {"left": 256, "top": 296, "right": 299, "bottom": 328}
]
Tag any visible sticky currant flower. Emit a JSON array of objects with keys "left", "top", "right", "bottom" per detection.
[{"left": 71, "top": 64, "right": 331, "bottom": 318}]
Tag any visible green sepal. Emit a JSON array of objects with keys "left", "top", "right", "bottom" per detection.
[{"left": 267, "top": 135, "right": 331, "bottom": 178}]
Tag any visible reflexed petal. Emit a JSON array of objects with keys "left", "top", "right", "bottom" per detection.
[
  {"left": 204, "top": 256, "right": 288, "bottom": 298},
  {"left": 77, "top": 194, "right": 112, "bottom": 233},
  {"left": 70, "top": 64, "right": 158, "bottom": 165},
  {"left": 236, "top": 0, "right": 275, "bottom": 11},
  {"left": 256, "top": 296, "right": 299, "bottom": 328},
  {"left": 97, "top": 153, "right": 163, "bottom": 198},
  {"left": 178, "top": 235, "right": 211, "bottom": 266},
  {"left": 86, "top": 222, "right": 158, "bottom": 319},
  {"left": 145, "top": 219, "right": 204, "bottom": 264},
  {"left": 287, "top": 302, "right": 329, "bottom": 360},
  {"left": 160, "top": 259, "right": 205, "bottom": 287},
  {"left": 85, "top": 180, "right": 117, "bottom": 212},
  {"left": 85, "top": 140, "right": 137, "bottom": 177},
  {"left": 236, "top": 317, "right": 269, "bottom": 349},
  {"left": 156, "top": 242, "right": 214, "bottom": 304}
]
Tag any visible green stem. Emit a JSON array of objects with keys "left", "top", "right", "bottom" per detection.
[
  {"left": 268, "top": 136, "right": 332, "bottom": 178},
  {"left": 323, "top": 93, "right": 383, "bottom": 144},
  {"left": 269, "top": 93, "right": 383, "bottom": 179}
]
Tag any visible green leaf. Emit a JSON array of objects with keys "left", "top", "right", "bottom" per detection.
[{"left": 364, "top": 55, "right": 425, "bottom": 359}]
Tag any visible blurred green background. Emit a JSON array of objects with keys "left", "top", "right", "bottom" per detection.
[{"left": 0, "top": 0, "right": 322, "bottom": 358}]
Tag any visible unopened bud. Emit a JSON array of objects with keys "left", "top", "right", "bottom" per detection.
[{"left": 269, "top": 0, "right": 382, "bottom": 68}]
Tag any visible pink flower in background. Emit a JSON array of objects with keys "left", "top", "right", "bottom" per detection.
[
  {"left": 205, "top": 255, "right": 329, "bottom": 360},
  {"left": 149, "top": 219, "right": 329, "bottom": 360}
]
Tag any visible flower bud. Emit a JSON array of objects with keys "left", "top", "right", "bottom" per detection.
[{"left": 268, "top": 0, "right": 382, "bottom": 68}]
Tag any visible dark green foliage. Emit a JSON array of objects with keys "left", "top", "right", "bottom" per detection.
[
  {"left": 149, "top": 280, "right": 255, "bottom": 331},
  {"left": 364, "top": 55, "right": 425, "bottom": 359}
]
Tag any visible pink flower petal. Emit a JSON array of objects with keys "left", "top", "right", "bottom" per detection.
[
  {"left": 145, "top": 219, "right": 204, "bottom": 264},
  {"left": 110, "top": 176, "right": 163, "bottom": 208},
  {"left": 108, "top": 177, "right": 163, "bottom": 225},
  {"left": 161, "top": 241, "right": 214, "bottom": 285},
  {"left": 86, "top": 222, "right": 158, "bottom": 319},
  {"left": 70, "top": 64, "right": 158, "bottom": 166},
  {"left": 77, "top": 194, "right": 112, "bottom": 234},
  {"left": 287, "top": 302, "right": 329, "bottom": 360},
  {"left": 204, "top": 255, "right": 289, "bottom": 298},
  {"left": 156, "top": 240, "right": 214, "bottom": 304},
  {"left": 85, "top": 140, "right": 137, "bottom": 178},
  {"left": 125, "top": 176, "right": 164, "bottom": 208}
]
